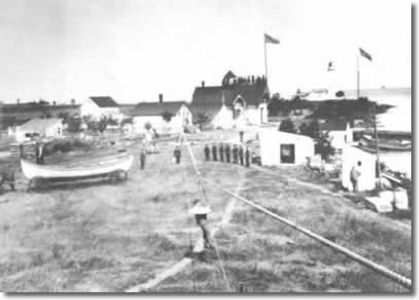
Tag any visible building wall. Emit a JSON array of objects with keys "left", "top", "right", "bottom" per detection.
[
  {"left": 178, "top": 104, "right": 193, "bottom": 127},
  {"left": 243, "top": 106, "right": 258, "bottom": 124},
  {"left": 80, "top": 101, "right": 101, "bottom": 119},
  {"left": 1, "top": 105, "right": 80, "bottom": 130},
  {"left": 329, "top": 130, "right": 350, "bottom": 150},
  {"left": 81, "top": 100, "right": 120, "bottom": 121},
  {"left": 132, "top": 105, "right": 192, "bottom": 134},
  {"left": 45, "top": 122, "right": 63, "bottom": 137},
  {"left": 341, "top": 145, "right": 377, "bottom": 191},
  {"left": 259, "top": 129, "right": 315, "bottom": 166},
  {"left": 245, "top": 104, "right": 268, "bottom": 124},
  {"left": 13, "top": 121, "right": 63, "bottom": 142},
  {"left": 212, "top": 105, "right": 233, "bottom": 129},
  {"left": 132, "top": 114, "right": 184, "bottom": 135}
]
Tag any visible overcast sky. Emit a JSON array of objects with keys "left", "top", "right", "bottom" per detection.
[{"left": 0, "top": 0, "right": 411, "bottom": 103}]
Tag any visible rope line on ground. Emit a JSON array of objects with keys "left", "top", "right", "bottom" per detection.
[
  {"left": 181, "top": 133, "right": 232, "bottom": 292},
  {"left": 201, "top": 176, "right": 411, "bottom": 290}
]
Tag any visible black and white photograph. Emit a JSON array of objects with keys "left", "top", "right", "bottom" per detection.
[{"left": 0, "top": 0, "right": 413, "bottom": 294}]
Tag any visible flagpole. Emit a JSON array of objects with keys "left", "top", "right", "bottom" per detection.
[
  {"left": 264, "top": 39, "right": 268, "bottom": 86},
  {"left": 356, "top": 53, "right": 360, "bottom": 99}
]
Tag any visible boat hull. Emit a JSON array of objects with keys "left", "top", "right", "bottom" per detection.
[
  {"left": 21, "top": 155, "right": 134, "bottom": 180},
  {"left": 360, "top": 136, "right": 411, "bottom": 151}
]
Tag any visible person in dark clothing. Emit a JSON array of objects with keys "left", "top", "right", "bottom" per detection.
[
  {"left": 174, "top": 146, "right": 181, "bottom": 164},
  {"left": 225, "top": 144, "right": 231, "bottom": 163},
  {"left": 239, "top": 145, "right": 244, "bottom": 165},
  {"left": 0, "top": 170, "right": 15, "bottom": 193},
  {"left": 35, "top": 143, "right": 44, "bottom": 165},
  {"left": 219, "top": 143, "right": 224, "bottom": 162},
  {"left": 139, "top": 149, "right": 146, "bottom": 169},
  {"left": 212, "top": 143, "right": 217, "bottom": 161},
  {"left": 204, "top": 144, "right": 210, "bottom": 161},
  {"left": 232, "top": 144, "right": 238, "bottom": 164},
  {"left": 19, "top": 144, "right": 24, "bottom": 158},
  {"left": 239, "top": 131, "right": 244, "bottom": 143},
  {"left": 189, "top": 199, "right": 213, "bottom": 249},
  {"left": 245, "top": 147, "right": 250, "bottom": 167}
]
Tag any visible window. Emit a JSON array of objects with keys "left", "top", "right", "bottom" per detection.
[{"left": 280, "top": 144, "right": 295, "bottom": 164}]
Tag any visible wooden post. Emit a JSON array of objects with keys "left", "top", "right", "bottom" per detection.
[
  {"left": 356, "top": 54, "right": 360, "bottom": 99},
  {"left": 372, "top": 103, "right": 382, "bottom": 190},
  {"left": 264, "top": 40, "right": 268, "bottom": 87}
]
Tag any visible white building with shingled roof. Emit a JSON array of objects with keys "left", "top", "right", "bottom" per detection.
[
  {"left": 190, "top": 71, "right": 269, "bottom": 129},
  {"left": 80, "top": 96, "right": 121, "bottom": 121}
]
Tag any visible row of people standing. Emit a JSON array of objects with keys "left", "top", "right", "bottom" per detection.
[{"left": 204, "top": 143, "right": 251, "bottom": 167}]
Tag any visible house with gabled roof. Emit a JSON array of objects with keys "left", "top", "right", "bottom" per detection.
[
  {"left": 124, "top": 94, "right": 192, "bottom": 135},
  {"left": 10, "top": 118, "right": 63, "bottom": 142},
  {"left": 81, "top": 96, "right": 121, "bottom": 121},
  {"left": 190, "top": 71, "right": 269, "bottom": 129}
]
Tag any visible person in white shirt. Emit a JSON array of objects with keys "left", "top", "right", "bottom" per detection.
[{"left": 350, "top": 161, "right": 362, "bottom": 192}]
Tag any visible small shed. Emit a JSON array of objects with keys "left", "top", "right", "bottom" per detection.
[
  {"left": 342, "top": 145, "right": 377, "bottom": 191},
  {"left": 259, "top": 129, "right": 315, "bottom": 166},
  {"left": 12, "top": 118, "right": 63, "bottom": 142}
]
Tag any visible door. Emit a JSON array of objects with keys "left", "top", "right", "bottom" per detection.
[{"left": 280, "top": 144, "right": 295, "bottom": 164}]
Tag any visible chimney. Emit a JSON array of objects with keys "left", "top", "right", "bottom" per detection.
[
  {"left": 71, "top": 98, "right": 76, "bottom": 105},
  {"left": 17, "top": 98, "right": 20, "bottom": 105},
  {"left": 159, "top": 94, "right": 163, "bottom": 104},
  {"left": 201, "top": 81, "right": 205, "bottom": 88}
]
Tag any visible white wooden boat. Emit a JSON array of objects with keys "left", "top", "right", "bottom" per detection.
[
  {"left": 360, "top": 135, "right": 411, "bottom": 151},
  {"left": 21, "top": 154, "right": 134, "bottom": 181}
]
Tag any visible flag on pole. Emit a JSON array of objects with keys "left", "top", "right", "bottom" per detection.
[
  {"left": 327, "top": 61, "right": 335, "bottom": 71},
  {"left": 264, "top": 33, "right": 280, "bottom": 44},
  {"left": 359, "top": 47, "right": 372, "bottom": 61}
]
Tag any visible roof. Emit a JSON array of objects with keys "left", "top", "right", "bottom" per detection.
[
  {"left": 128, "top": 101, "right": 187, "bottom": 117},
  {"left": 190, "top": 79, "right": 268, "bottom": 117},
  {"left": 222, "top": 70, "right": 237, "bottom": 86},
  {"left": 189, "top": 102, "right": 223, "bottom": 121},
  {"left": 19, "top": 118, "right": 62, "bottom": 131},
  {"left": 118, "top": 104, "right": 137, "bottom": 116},
  {"left": 1, "top": 103, "right": 80, "bottom": 113},
  {"left": 90, "top": 96, "right": 119, "bottom": 108}
]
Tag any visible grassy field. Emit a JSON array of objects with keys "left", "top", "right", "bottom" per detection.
[{"left": 0, "top": 129, "right": 412, "bottom": 293}]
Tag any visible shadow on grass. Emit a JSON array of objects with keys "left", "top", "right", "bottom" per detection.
[{"left": 27, "top": 177, "right": 128, "bottom": 192}]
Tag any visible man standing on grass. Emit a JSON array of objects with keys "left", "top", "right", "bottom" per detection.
[
  {"left": 35, "top": 142, "right": 44, "bottom": 165},
  {"left": 204, "top": 144, "right": 210, "bottom": 161},
  {"left": 139, "top": 149, "right": 146, "bottom": 170},
  {"left": 219, "top": 143, "right": 224, "bottom": 162},
  {"left": 174, "top": 146, "right": 181, "bottom": 164},
  {"left": 212, "top": 143, "right": 217, "bottom": 161},
  {"left": 239, "top": 145, "right": 244, "bottom": 165},
  {"left": 350, "top": 161, "right": 362, "bottom": 192},
  {"left": 225, "top": 143, "right": 231, "bottom": 163},
  {"left": 245, "top": 147, "right": 251, "bottom": 167},
  {"left": 232, "top": 144, "right": 238, "bottom": 164}
]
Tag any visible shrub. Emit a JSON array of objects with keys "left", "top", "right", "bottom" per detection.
[
  {"left": 162, "top": 111, "right": 174, "bottom": 122},
  {"left": 279, "top": 119, "right": 297, "bottom": 133}
]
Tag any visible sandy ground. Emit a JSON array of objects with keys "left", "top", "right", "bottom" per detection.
[{"left": 0, "top": 129, "right": 412, "bottom": 293}]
